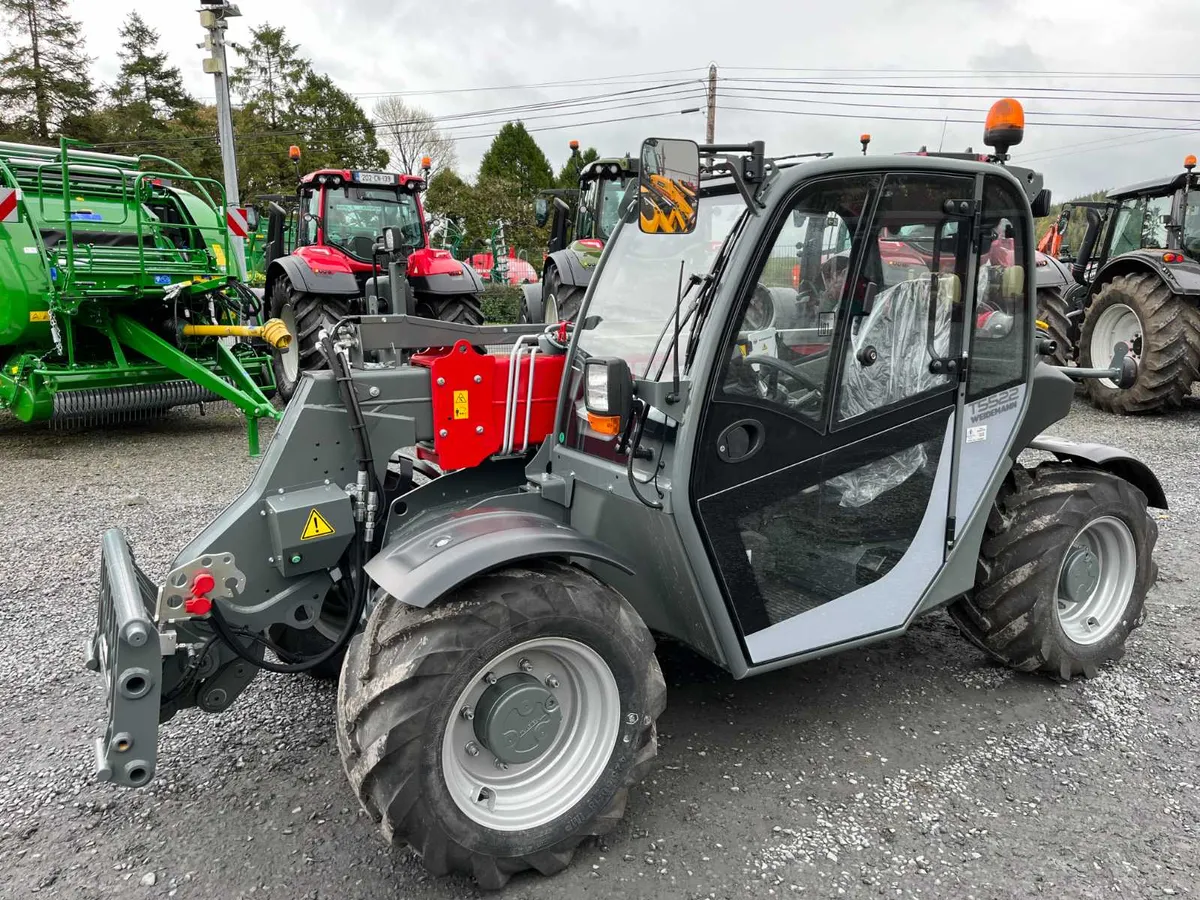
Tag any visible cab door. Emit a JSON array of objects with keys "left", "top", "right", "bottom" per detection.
[{"left": 690, "top": 171, "right": 978, "bottom": 666}]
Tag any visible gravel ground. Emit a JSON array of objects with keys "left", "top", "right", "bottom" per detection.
[{"left": 0, "top": 395, "right": 1197, "bottom": 900}]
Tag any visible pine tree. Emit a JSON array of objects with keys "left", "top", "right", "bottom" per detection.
[
  {"left": 111, "top": 12, "right": 194, "bottom": 116},
  {"left": 477, "top": 122, "right": 554, "bottom": 197},
  {"left": 231, "top": 25, "right": 310, "bottom": 130},
  {"left": 0, "top": 0, "right": 95, "bottom": 141}
]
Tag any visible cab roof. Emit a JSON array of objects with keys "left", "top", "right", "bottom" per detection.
[
  {"left": 1107, "top": 171, "right": 1192, "bottom": 201},
  {"left": 300, "top": 168, "right": 425, "bottom": 188}
]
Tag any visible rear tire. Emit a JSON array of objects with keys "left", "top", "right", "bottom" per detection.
[
  {"left": 414, "top": 292, "right": 484, "bottom": 325},
  {"left": 1078, "top": 272, "right": 1200, "bottom": 414},
  {"left": 336, "top": 561, "right": 666, "bottom": 889},
  {"left": 1035, "top": 284, "right": 1080, "bottom": 367},
  {"left": 269, "top": 277, "right": 349, "bottom": 402},
  {"left": 949, "top": 463, "right": 1157, "bottom": 681}
]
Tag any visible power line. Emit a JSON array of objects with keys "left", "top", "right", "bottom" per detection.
[
  {"left": 719, "top": 77, "right": 1200, "bottom": 102},
  {"left": 719, "top": 66, "right": 1200, "bottom": 80}
]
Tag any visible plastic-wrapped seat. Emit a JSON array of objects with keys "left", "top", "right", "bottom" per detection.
[{"left": 827, "top": 272, "right": 958, "bottom": 507}]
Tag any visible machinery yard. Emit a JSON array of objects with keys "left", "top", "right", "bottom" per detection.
[{"left": 0, "top": 395, "right": 1196, "bottom": 899}]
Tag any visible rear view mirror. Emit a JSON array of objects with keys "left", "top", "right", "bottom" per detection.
[
  {"left": 245, "top": 207, "right": 259, "bottom": 230},
  {"left": 534, "top": 196, "right": 549, "bottom": 227},
  {"left": 637, "top": 138, "right": 699, "bottom": 234},
  {"left": 1031, "top": 188, "right": 1052, "bottom": 218}
]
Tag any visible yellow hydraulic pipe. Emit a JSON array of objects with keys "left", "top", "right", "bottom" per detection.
[{"left": 181, "top": 318, "right": 292, "bottom": 350}]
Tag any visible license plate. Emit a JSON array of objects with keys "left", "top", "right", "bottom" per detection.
[{"left": 354, "top": 171, "right": 395, "bottom": 186}]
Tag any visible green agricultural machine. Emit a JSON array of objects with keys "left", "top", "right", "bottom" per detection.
[{"left": 0, "top": 139, "right": 289, "bottom": 454}]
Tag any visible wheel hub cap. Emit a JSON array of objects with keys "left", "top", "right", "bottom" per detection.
[
  {"left": 474, "top": 673, "right": 562, "bottom": 765},
  {"left": 1060, "top": 545, "right": 1100, "bottom": 604}
]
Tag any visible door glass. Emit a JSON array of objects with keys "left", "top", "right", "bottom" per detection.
[
  {"left": 1140, "top": 194, "right": 1173, "bottom": 248},
  {"left": 968, "top": 176, "right": 1029, "bottom": 400},
  {"left": 575, "top": 180, "right": 598, "bottom": 239},
  {"left": 301, "top": 189, "right": 319, "bottom": 245},
  {"left": 835, "top": 173, "right": 972, "bottom": 425},
  {"left": 719, "top": 180, "right": 869, "bottom": 427}
]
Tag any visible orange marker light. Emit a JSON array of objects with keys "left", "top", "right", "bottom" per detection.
[
  {"left": 569, "top": 139, "right": 580, "bottom": 150},
  {"left": 860, "top": 133, "right": 871, "bottom": 143},
  {"left": 586, "top": 412, "right": 621, "bottom": 436},
  {"left": 288, "top": 145, "right": 301, "bottom": 161},
  {"left": 421, "top": 155, "right": 432, "bottom": 168},
  {"left": 1185, "top": 154, "right": 1197, "bottom": 170}
]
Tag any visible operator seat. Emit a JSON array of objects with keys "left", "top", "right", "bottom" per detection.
[{"left": 828, "top": 271, "right": 958, "bottom": 508}]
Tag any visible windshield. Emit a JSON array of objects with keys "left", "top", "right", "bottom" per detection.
[
  {"left": 1183, "top": 194, "right": 1200, "bottom": 260},
  {"left": 575, "top": 187, "right": 746, "bottom": 373},
  {"left": 596, "top": 178, "right": 632, "bottom": 239},
  {"left": 323, "top": 186, "right": 423, "bottom": 258}
]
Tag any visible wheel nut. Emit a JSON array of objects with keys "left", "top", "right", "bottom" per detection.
[
  {"left": 484, "top": 671, "right": 498, "bottom": 685},
  {"left": 519, "top": 658, "right": 533, "bottom": 673},
  {"left": 545, "top": 674, "right": 559, "bottom": 689},
  {"left": 625, "top": 712, "right": 638, "bottom": 725},
  {"left": 544, "top": 697, "right": 558, "bottom": 712},
  {"left": 460, "top": 706, "right": 474, "bottom": 721},
  {"left": 494, "top": 758, "right": 508, "bottom": 770},
  {"left": 465, "top": 741, "right": 480, "bottom": 757}
]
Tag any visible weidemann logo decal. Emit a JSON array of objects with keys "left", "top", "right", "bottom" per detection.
[{"left": 968, "top": 386, "right": 1020, "bottom": 424}]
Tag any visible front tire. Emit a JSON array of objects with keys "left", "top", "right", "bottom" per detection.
[
  {"left": 1079, "top": 272, "right": 1199, "bottom": 414},
  {"left": 336, "top": 561, "right": 666, "bottom": 889},
  {"left": 543, "top": 266, "right": 585, "bottom": 324},
  {"left": 269, "top": 278, "right": 349, "bottom": 402},
  {"left": 1035, "top": 284, "right": 1081, "bottom": 367},
  {"left": 414, "top": 292, "right": 484, "bottom": 325},
  {"left": 949, "top": 463, "right": 1157, "bottom": 680}
]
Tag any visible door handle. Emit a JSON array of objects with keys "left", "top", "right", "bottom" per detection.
[{"left": 717, "top": 419, "right": 764, "bottom": 463}]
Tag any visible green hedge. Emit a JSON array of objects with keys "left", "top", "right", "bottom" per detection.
[{"left": 482, "top": 284, "right": 523, "bottom": 324}]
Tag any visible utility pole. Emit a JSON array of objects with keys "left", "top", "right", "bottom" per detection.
[
  {"left": 198, "top": 1, "right": 246, "bottom": 281},
  {"left": 706, "top": 64, "right": 717, "bottom": 144}
]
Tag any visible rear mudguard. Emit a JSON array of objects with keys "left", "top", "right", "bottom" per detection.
[
  {"left": 265, "top": 254, "right": 359, "bottom": 299},
  {"left": 1034, "top": 252, "right": 1072, "bottom": 291},
  {"left": 544, "top": 247, "right": 593, "bottom": 290},
  {"left": 1028, "top": 436, "right": 1168, "bottom": 509},
  {"left": 408, "top": 263, "right": 485, "bottom": 297},
  {"left": 1089, "top": 252, "right": 1200, "bottom": 299},
  {"left": 363, "top": 507, "right": 634, "bottom": 609}
]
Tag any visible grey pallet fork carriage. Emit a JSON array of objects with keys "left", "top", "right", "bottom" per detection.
[{"left": 87, "top": 99, "right": 1166, "bottom": 890}]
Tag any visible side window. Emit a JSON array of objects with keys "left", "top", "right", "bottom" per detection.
[
  {"left": 300, "top": 188, "right": 320, "bottom": 245},
  {"left": 1110, "top": 199, "right": 1145, "bottom": 256},
  {"left": 967, "top": 176, "right": 1029, "bottom": 401},
  {"left": 1141, "top": 194, "right": 1172, "bottom": 249},
  {"left": 576, "top": 180, "right": 598, "bottom": 238},
  {"left": 718, "top": 174, "right": 880, "bottom": 426},
  {"left": 834, "top": 173, "right": 973, "bottom": 424}
]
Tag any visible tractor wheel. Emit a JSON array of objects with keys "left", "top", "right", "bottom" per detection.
[
  {"left": 270, "top": 277, "right": 349, "bottom": 403},
  {"left": 414, "top": 292, "right": 484, "bottom": 325},
  {"left": 266, "top": 584, "right": 353, "bottom": 681},
  {"left": 336, "top": 560, "right": 666, "bottom": 889},
  {"left": 1078, "top": 272, "right": 1200, "bottom": 414},
  {"left": 543, "top": 266, "right": 585, "bottom": 323},
  {"left": 948, "top": 462, "right": 1157, "bottom": 681},
  {"left": 1035, "top": 284, "right": 1080, "bottom": 367}
]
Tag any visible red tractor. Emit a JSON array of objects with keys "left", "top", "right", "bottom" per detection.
[{"left": 263, "top": 161, "right": 485, "bottom": 400}]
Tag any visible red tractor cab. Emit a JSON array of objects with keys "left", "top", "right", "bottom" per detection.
[{"left": 263, "top": 165, "right": 484, "bottom": 401}]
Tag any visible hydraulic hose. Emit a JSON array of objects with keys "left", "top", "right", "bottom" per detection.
[{"left": 210, "top": 322, "right": 380, "bottom": 673}]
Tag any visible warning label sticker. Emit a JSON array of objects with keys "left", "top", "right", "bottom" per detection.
[
  {"left": 29, "top": 310, "right": 49, "bottom": 322},
  {"left": 453, "top": 390, "right": 469, "bottom": 419},
  {"left": 301, "top": 508, "right": 336, "bottom": 540}
]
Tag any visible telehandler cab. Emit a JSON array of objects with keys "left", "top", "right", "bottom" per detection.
[{"left": 89, "top": 100, "right": 1164, "bottom": 889}]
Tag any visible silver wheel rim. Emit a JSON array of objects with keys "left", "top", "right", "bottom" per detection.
[
  {"left": 441, "top": 636, "right": 620, "bottom": 832},
  {"left": 1055, "top": 516, "right": 1137, "bottom": 646},
  {"left": 280, "top": 304, "right": 299, "bottom": 382},
  {"left": 1090, "top": 303, "right": 1140, "bottom": 389},
  {"left": 544, "top": 292, "right": 560, "bottom": 324}
]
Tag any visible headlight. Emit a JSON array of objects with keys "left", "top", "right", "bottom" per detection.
[{"left": 586, "top": 365, "right": 610, "bottom": 411}]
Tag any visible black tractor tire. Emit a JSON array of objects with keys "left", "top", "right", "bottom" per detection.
[
  {"left": 948, "top": 462, "right": 1157, "bottom": 681},
  {"left": 543, "top": 265, "right": 585, "bottom": 323},
  {"left": 336, "top": 560, "right": 667, "bottom": 889},
  {"left": 414, "top": 292, "right": 484, "bottom": 325},
  {"left": 1078, "top": 272, "right": 1200, "bottom": 414},
  {"left": 269, "top": 277, "right": 349, "bottom": 403},
  {"left": 1035, "top": 284, "right": 1080, "bottom": 367}
]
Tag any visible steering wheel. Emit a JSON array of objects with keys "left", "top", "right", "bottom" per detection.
[{"left": 743, "top": 353, "right": 823, "bottom": 391}]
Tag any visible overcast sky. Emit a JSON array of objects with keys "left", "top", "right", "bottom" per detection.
[{"left": 68, "top": 0, "right": 1200, "bottom": 202}]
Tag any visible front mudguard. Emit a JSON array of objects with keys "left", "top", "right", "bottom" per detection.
[
  {"left": 363, "top": 508, "right": 634, "bottom": 609},
  {"left": 1028, "top": 436, "right": 1168, "bottom": 509}
]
